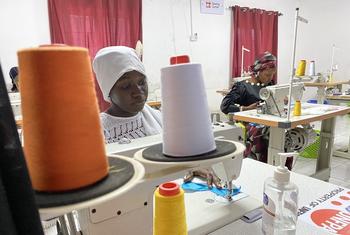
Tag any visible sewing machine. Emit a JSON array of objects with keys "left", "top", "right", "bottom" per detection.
[
  {"left": 63, "top": 123, "right": 262, "bottom": 235},
  {"left": 256, "top": 83, "right": 318, "bottom": 154},
  {"left": 258, "top": 82, "right": 304, "bottom": 117}
]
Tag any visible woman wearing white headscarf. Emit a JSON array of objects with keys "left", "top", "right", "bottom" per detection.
[
  {"left": 93, "top": 46, "right": 221, "bottom": 187},
  {"left": 93, "top": 46, "right": 162, "bottom": 144}
]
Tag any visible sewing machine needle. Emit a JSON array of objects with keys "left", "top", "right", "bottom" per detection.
[{"left": 226, "top": 181, "right": 233, "bottom": 201}]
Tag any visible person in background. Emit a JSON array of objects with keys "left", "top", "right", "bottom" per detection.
[
  {"left": 93, "top": 46, "right": 162, "bottom": 144},
  {"left": 220, "top": 52, "right": 276, "bottom": 114},
  {"left": 220, "top": 52, "right": 294, "bottom": 169},
  {"left": 9, "top": 66, "right": 19, "bottom": 92}
]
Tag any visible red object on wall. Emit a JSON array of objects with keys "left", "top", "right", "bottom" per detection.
[
  {"left": 48, "top": 0, "right": 142, "bottom": 111},
  {"left": 231, "top": 6, "right": 278, "bottom": 83}
]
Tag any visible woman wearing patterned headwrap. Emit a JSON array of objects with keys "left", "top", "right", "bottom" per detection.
[
  {"left": 9, "top": 66, "right": 19, "bottom": 92},
  {"left": 220, "top": 52, "right": 277, "bottom": 114},
  {"left": 219, "top": 52, "right": 295, "bottom": 168}
]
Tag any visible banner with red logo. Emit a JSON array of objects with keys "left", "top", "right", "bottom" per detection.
[
  {"left": 200, "top": 0, "right": 224, "bottom": 15},
  {"left": 298, "top": 187, "right": 350, "bottom": 234}
]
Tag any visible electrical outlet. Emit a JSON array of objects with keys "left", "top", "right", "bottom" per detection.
[{"left": 190, "top": 33, "right": 198, "bottom": 41}]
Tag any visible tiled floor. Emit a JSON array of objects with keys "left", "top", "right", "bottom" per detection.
[{"left": 292, "top": 155, "right": 350, "bottom": 188}]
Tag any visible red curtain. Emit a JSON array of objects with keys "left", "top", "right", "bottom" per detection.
[
  {"left": 48, "top": 0, "right": 142, "bottom": 111},
  {"left": 231, "top": 6, "right": 278, "bottom": 82}
]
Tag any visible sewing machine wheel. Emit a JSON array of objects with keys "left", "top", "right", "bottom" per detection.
[
  {"left": 285, "top": 127, "right": 316, "bottom": 152},
  {"left": 259, "top": 88, "right": 270, "bottom": 100}
]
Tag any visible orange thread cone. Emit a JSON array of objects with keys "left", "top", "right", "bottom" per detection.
[{"left": 18, "top": 46, "right": 108, "bottom": 192}]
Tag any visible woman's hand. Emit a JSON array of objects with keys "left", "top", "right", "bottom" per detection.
[
  {"left": 183, "top": 168, "right": 222, "bottom": 189},
  {"left": 242, "top": 102, "right": 259, "bottom": 111}
]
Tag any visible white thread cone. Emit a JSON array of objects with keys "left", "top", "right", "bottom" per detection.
[
  {"left": 160, "top": 63, "right": 216, "bottom": 157},
  {"left": 308, "top": 61, "right": 315, "bottom": 76}
]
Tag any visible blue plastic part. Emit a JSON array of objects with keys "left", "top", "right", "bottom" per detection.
[
  {"left": 307, "top": 99, "right": 329, "bottom": 104},
  {"left": 181, "top": 182, "right": 241, "bottom": 197}
]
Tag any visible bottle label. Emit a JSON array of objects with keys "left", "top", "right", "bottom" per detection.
[
  {"left": 262, "top": 193, "right": 276, "bottom": 234},
  {"left": 263, "top": 192, "right": 276, "bottom": 216}
]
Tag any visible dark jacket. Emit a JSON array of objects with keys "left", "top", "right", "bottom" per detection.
[{"left": 220, "top": 81, "right": 268, "bottom": 114}]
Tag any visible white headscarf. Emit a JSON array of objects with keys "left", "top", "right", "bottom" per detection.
[
  {"left": 93, "top": 46, "right": 162, "bottom": 136},
  {"left": 93, "top": 46, "right": 146, "bottom": 102}
]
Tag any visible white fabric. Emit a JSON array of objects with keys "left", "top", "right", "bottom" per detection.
[
  {"left": 140, "top": 104, "right": 162, "bottom": 135},
  {"left": 93, "top": 46, "right": 146, "bottom": 102},
  {"left": 100, "top": 104, "right": 162, "bottom": 144}
]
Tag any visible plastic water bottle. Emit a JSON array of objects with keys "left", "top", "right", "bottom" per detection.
[{"left": 262, "top": 153, "right": 299, "bottom": 235}]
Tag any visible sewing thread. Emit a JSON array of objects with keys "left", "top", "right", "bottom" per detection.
[
  {"left": 154, "top": 182, "right": 187, "bottom": 235},
  {"left": 296, "top": 60, "right": 306, "bottom": 76},
  {"left": 18, "top": 46, "right": 108, "bottom": 192},
  {"left": 293, "top": 100, "right": 301, "bottom": 116}
]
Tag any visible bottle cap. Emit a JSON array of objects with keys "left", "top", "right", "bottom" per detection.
[
  {"left": 170, "top": 55, "right": 190, "bottom": 65},
  {"left": 159, "top": 182, "right": 180, "bottom": 196},
  {"left": 274, "top": 165, "right": 290, "bottom": 183},
  {"left": 274, "top": 152, "right": 297, "bottom": 183}
]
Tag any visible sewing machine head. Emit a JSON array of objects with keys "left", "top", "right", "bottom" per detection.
[
  {"left": 211, "top": 156, "right": 243, "bottom": 201},
  {"left": 61, "top": 123, "right": 262, "bottom": 235},
  {"left": 258, "top": 82, "right": 304, "bottom": 117},
  {"left": 107, "top": 123, "right": 245, "bottom": 202}
]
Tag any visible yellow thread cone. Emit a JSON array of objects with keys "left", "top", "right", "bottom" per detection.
[
  {"left": 328, "top": 73, "right": 334, "bottom": 83},
  {"left": 296, "top": 60, "right": 306, "bottom": 76},
  {"left": 293, "top": 100, "right": 301, "bottom": 116},
  {"left": 154, "top": 182, "right": 187, "bottom": 235}
]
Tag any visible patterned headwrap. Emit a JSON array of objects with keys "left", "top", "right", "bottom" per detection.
[
  {"left": 249, "top": 52, "right": 276, "bottom": 75},
  {"left": 9, "top": 67, "right": 18, "bottom": 80}
]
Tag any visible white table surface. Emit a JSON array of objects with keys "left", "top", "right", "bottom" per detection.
[
  {"left": 210, "top": 158, "right": 345, "bottom": 235},
  {"left": 232, "top": 103, "right": 350, "bottom": 128}
]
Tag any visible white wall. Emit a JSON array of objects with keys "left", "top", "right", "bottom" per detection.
[
  {"left": 143, "top": 0, "right": 298, "bottom": 111},
  {"left": 1, "top": 0, "right": 349, "bottom": 110},
  {"left": 0, "top": 0, "right": 51, "bottom": 86},
  {"left": 296, "top": 0, "right": 350, "bottom": 101}
]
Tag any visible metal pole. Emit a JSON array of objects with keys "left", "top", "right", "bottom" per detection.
[
  {"left": 241, "top": 46, "right": 244, "bottom": 76},
  {"left": 57, "top": 215, "right": 70, "bottom": 235},
  {"left": 329, "top": 44, "right": 336, "bottom": 82},
  {"left": 287, "top": 8, "right": 300, "bottom": 121},
  {"left": 57, "top": 211, "right": 82, "bottom": 235},
  {"left": 241, "top": 46, "right": 250, "bottom": 77}
]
